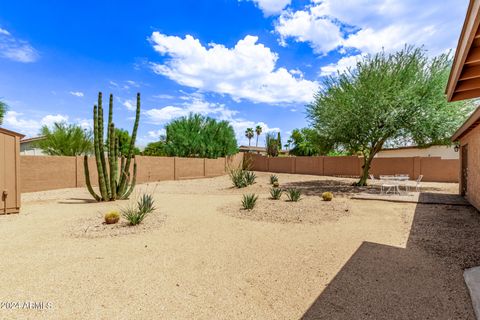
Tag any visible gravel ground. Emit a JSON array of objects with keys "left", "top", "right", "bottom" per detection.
[{"left": 0, "top": 172, "right": 478, "bottom": 319}]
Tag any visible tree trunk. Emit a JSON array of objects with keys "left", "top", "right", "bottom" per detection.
[
  {"left": 357, "top": 155, "right": 374, "bottom": 186},
  {"left": 256, "top": 135, "right": 259, "bottom": 147}
]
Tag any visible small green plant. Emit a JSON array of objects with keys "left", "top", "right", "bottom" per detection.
[
  {"left": 286, "top": 188, "right": 301, "bottom": 202},
  {"left": 242, "top": 193, "right": 258, "bottom": 210},
  {"left": 270, "top": 187, "right": 282, "bottom": 200},
  {"left": 272, "top": 181, "right": 279, "bottom": 188},
  {"left": 244, "top": 171, "right": 256, "bottom": 185},
  {"left": 270, "top": 174, "right": 278, "bottom": 185},
  {"left": 122, "top": 193, "right": 155, "bottom": 226},
  {"left": 138, "top": 193, "right": 156, "bottom": 214},
  {"left": 229, "top": 168, "right": 256, "bottom": 188},
  {"left": 322, "top": 191, "right": 333, "bottom": 201},
  {"left": 104, "top": 210, "right": 120, "bottom": 224}
]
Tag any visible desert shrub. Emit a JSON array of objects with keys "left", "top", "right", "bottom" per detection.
[
  {"left": 242, "top": 194, "right": 258, "bottom": 210},
  {"left": 244, "top": 171, "right": 256, "bottom": 185},
  {"left": 122, "top": 193, "right": 155, "bottom": 225},
  {"left": 270, "top": 188, "right": 282, "bottom": 200},
  {"left": 270, "top": 174, "right": 278, "bottom": 185},
  {"left": 272, "top": 181, "right": 279, "bottom": 188},
  {"left": 104, "top": 211, "right": 120, "bottom": 224},
  {"left": 286, "top": 188, "right": 301, "bottom": 202},
  {"left": 138, "top": 193, "right": 156, "bottom": 214},
  {"left": 229, "top": 168, "right": 256, "bottom": 188},
  {"left": 322, "top": 191, "right": 333, "bottom": 201}
]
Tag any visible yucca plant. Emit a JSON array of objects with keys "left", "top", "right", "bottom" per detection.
[
  {"left": 269, "top": 174, "right": 278, "bottom": 185},
  {"left": 286, "top": 188, "right": 301, "bottom": 202},
  {"left": 138, "top": 193, "right": 155, "bottom": 214},
  {"left": 270, "top": 187, "right": 282, "bottom": 200},
  {"left": 242, "top": 194, "right": 258, "bottom": 210},
  {"left": 244, "top": 171, "right": 256, "bottom": 185}
]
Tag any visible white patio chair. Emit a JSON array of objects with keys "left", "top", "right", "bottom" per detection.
[
  {"left": 369, "top": 174, "right": 376, "bottom": 180},
  {"left": 415, "top": 175, "right": 423, "bottom": 192}
]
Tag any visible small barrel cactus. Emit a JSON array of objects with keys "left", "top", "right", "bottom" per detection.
[
  {"left": 273, "top": 181, "right": 280, "bottom": 188},
  {"left": 322, "top": 192, "right": 333, "bottom": 201},
  {"left": 104, "top": 210, "right": 120, "bottom": 224}
]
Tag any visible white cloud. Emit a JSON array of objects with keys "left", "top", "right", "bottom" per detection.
[
  {"left": 123, "top": 99, "right": 136, "bottom": 111},
  {"left": 320, "top": 53, "right": 366, "bottom": 76},
  {"left": 0, "top": 28, "right": 38, "bottom": 63},
  {"left": 69, "top": 91, "right": 84, "bottom": 97},
  {"left": 148, "top": 129, "right": 166, "bottom": 139},
  {"left": 4, "top": 111, "right": 69, "bottom": 137},
  {"left": 276, "top": 0, "right": 467, "bottom": 57},
  {"left": 150, "top": 32, "right": 318, "bottom": 104},
  {"left": 144, "top": 96, "right": 237, "bottom": 125},
  {"left": 245, "top": 0, "right": 291, "bottom": 16}
]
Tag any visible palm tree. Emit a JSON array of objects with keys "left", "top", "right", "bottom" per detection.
[
  {"left": 255, "top": 125, "right": 262, "bottom": 147},
  {"left": 245, "top": 128, "right": 254, "bottom": 146},
  {"left": 0, "top": 100, "right": 7, "bottom": 125}
]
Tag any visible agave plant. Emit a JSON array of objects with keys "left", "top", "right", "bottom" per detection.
[
  {"left": 285, "top": 188, "right": 301, "bottom": 202},
  {"left": 242, "top": 194, "right": 258, "bottom": 210},
  {"left": 270, "top": 187, "right": 282, "bottom": 200},
  {"left": 269, "top": 174, "right": 278, "bottom": 185}
]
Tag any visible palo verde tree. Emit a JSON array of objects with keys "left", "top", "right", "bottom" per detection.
[
  {"left": 307, "top": 47, "right": 472, "bottom": 186},
  {"left": 0, "top": 100, "right": 6, "bottom": 125},
  {"left": 84, "top": 92, "right": 140, "bottom": 201},
  {"left": 165, "top": 113, "right": 237, "bottom": 158},
  {"left": 38, "top": 123, "right": 93, "bottom": 156}
]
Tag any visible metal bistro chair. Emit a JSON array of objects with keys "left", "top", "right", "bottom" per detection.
[{"left": 379, "top": 175, "right": 400, "bottom": 195}]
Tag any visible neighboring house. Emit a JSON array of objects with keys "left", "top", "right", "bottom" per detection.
[
  {"left": 446, "top": 0, "right": 480, "bottom": 210},
  {"left": 238, "top": 145, "right": 288, "bottom": 155},
  {"left": 376, "top": 145, "right": 459, "bottom": 159},
  {"left": 20, "top": 136, "right": 46, "bottom": 155}
]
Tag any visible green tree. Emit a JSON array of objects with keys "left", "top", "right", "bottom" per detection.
[
  {"left": 255, "top": 125, "right": 262, "bottom": 147},
  {"left": 265, "top": 132, "right": 279, "bottom": 157},
  {"left": 289, "top": 128, "right": 332, "bottom": 156},
  {"left": 307, "top": 47, "right": 473, "bottom": 186},
  {"left": 0, "top": 100, "right": 6, "bottom": 125},
  {"left": 245, "top": 128, "right": 254, "bottom": 146},
  {"left": 165, "top": 113, "right": 237, "bottom": 158},
  {"left": 38, "top": 122, "right": 93, "bottom": 156},
  {"left": 143, "top": 141, "right": 167, "bottom": 156},
  {"left": 112, "top": 128, "right": 141, "bottom": 155}
]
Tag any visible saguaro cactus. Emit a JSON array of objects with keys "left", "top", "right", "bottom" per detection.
[{"left": 84, "top": 92, "right": 140, "bottom": 201}]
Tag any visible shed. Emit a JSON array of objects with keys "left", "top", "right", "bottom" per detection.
[{"left": 0, "top": 127, "right": 24, "bottom": 214}]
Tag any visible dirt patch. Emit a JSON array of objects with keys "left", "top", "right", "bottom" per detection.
[
  {"left": 222, "top": 195, "right": 350, "bottom": 224},
  {"left": 68, "top": 212, "right": 166, "bottom": 238}
]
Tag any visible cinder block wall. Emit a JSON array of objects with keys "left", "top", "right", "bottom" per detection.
[
  {"left": 20, "top": 153, "right": 244, "bottom": 193},
  {"left": 246, "top": 153, "right": 459, "bottom": 183}
]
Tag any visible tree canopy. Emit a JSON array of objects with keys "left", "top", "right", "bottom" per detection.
[
  {"left": 143, "top": 141, "right": 167, "bottom": 156},
  {"left": 165, "top": 113, "right": 238, "bottom": 158},
  {"left": 289, "top": 128, "right": 332, "bottom": 156},
  {"left": 37, "top": 122, "right": 93, "bottom": 156},
  {"left": 112, "top": 128, "right": 141, "bottom": 156},
  {"left": 307, "top": 47, "right": 473, "bottom": 185},
  {"left": 0, "top": 100, "right": 6, "bottom": 125}
]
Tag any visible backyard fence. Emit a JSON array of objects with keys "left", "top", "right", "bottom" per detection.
[
  {"left": 20, "top": 153, "right": 244, "bottom": 193},
  {"left": 245, "top": 154, "right": 459, "bottom": 183}
]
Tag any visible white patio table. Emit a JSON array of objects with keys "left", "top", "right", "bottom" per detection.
[{"left": 379, "top": 175, "right": 410, "bottom": 194}]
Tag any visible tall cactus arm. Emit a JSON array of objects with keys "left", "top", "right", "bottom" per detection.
[
  {"left": 118, "top": 92, "right": 140, "bottom": 192},
  {"left": 93, "top": 104, "right": 108, "bottom": 201},
  {"left": 84, "top": 155, "right": 101, "bottom": 202},
  {"left": 97, "top": 92, "right": 111, "bottom": 198},
  {"left": 108, "top": 123, "right": 117, "bottom": 200},
  {"left": 121, "top": 158, "right": 137, "bottom": 200}
]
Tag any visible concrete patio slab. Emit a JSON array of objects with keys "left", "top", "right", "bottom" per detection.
[
  {"left": 352, "top": 192, "right": 471, "bottom": 206},
  {"left": 464, "top": 266, "right": 480, "bottom": 320}
]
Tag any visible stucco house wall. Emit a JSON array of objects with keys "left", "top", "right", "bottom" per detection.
[
  {"left": 459, "top": 125, "right": 480, "bottom": 210},
  {"left": 376, "top": 145, "right": 458, "bottom": 159}
]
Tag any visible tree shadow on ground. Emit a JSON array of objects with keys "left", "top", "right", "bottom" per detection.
[
  {"left": 281, "top": 179, "right": 380, "bottom": 197},
  {"left": 301, "top": 201, "right": 480, "bottom": 320}
]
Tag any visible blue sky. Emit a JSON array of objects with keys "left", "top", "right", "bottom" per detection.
[{"left": 0, "top": 0, "right": 470, "bottom": 147}]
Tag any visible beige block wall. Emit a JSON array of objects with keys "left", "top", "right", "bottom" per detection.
[
  {"left": 460, "top": 126, "right": 480, "bottom": 210},
  {"left": 324, "top": 156, "right": 361, "bottom": 177},
  {"left": 20, "top": 154, "right": 242, "bottom": 193},
  {"left": 295, "top": 157, "right": 324, "bottom": 175}
]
